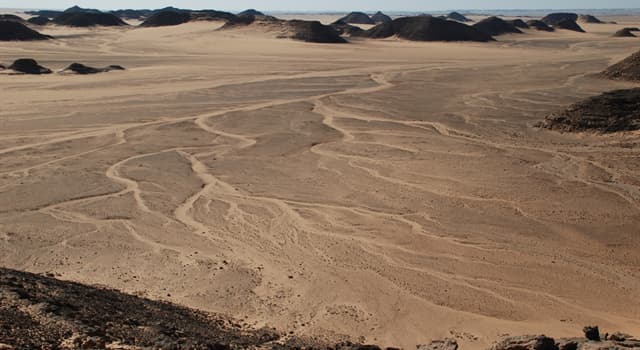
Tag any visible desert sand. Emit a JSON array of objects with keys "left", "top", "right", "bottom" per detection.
[{"left": 1, "top": 14, "right": 640, "bottom": 349}]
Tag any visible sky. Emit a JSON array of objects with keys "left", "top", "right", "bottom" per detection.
[{"left": 0, "top": 0, "right": 637, "bottom": 12}]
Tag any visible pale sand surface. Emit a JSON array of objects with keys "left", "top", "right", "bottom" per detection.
[{"left": 1, "top": 17, "right": 640, "bottom": 349}]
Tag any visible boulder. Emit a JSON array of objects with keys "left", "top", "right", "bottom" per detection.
[
  {"left": 8, "top": 58, "right": 52, "bottom": 74},
  {"left": 584, "top": 326, "right": 601, "bottom": 341},
  {"left": 491, "top": 335, "right": 558, "bottom": 350},
  {"left": 62, "top": 63, "right": 125, "bottom": 74},
  {"left": 473, "top": 16, "right": 523, "bottom": 35},
  {"left": 359, "top": 16, "right": 494, "bottom": 42}
]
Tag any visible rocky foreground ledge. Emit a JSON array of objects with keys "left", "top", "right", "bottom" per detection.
[{"left": 1, "top": 268, "right": 638, "bottom": 350}]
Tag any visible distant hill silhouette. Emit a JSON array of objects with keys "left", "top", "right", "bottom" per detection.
[
  {"left": 338, "top": 12, "right": 374, "bottom": 25},
  {"left": 140, "top": 9, "right": 237, "bottom": 27},
  {"left": 27, "top": 16, "right": 51, "bottom": 25},
  {"left": 358, "top": 16, "right": 493, "bottom": 42},
  {"left": 238, "top": 9, "right": 265, "bottom": 17},
  {"left": 446, "top": 12, "right": 472, "bottom": 22},
  {"left": 541, "top": 12, "right": 578, "bottom": 26}
]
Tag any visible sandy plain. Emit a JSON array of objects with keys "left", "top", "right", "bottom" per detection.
[{"left": 1, "top": 14, "right": 640, "bottom": 349}]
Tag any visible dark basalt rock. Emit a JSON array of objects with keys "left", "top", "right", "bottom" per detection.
[
  {"left": 554, "top": 19, "right": 585, "bottom": 32},
  {"left": 27, "top": 16, "right": 51, "bottom": 25},
  {"left": 287, "top": 20, "right": 347, "bottom": 43},
  {"left": 613, "top": 28, "right": 636, "bottom": 37},
  {"left": 584, "top": 326, "right": 601, "bottom": 341},
  {"left": 359, "top": 16, "right": 494, "bottom": 42},
  {"left": 62, "top": 63, "right": 126, "bottom": 74},
  {"left": 0, "top": 21, "right": 52, "bottom": 41},
  {"left": 578, "top": 14, "right": 603, "bottom": 23},
  {"left": 52, "top": 12, "right": 128, "bottom": 27},
  {"left": 509, "top": 19, "right": 530, "bottom": 29},
  {"left": 371, "top": 11, "right": 392, "bottom": 24},
  {"left": 602, "top": 50, "right": 640, "bottom": 81},
  {"left": 8, "top": 58, "right": 52, "bottom": 74},
  {"left": 527, "top": 20, "right": 555, "bottom": 31},
  {"left": 338, "top": 11, "right": 374, "bottom": 25},
  {"left": 140, "top": 10, "right": 192, "bottom": 26},
  {"left": 331, "top": 20, "right": 365, "bottom": 36},
  {"left": 447, "top": 11, "right": 472, "bottom": 22},
  {"left": 538, "top": 88, "right": 640, "bottom": 132},
  {"left": 541, "top": 12, "right": 578, "bottom": 26},
  {"left": 473, "top": 16, "right": 523, "bottom": 36}
]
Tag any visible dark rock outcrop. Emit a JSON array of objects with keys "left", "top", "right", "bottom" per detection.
[
  {"left": 584, "top": 326, "right": 601, "bottom": 341},
  {"left": 24, "top": 10, "right": 63, "bottom": 18},
  {"left": 447, "top": 12, "right": 472, "bottom": 22},
  {"left": 541, "top": 12, "right": 579, "bottom": 26},
  {"left": 331, "top": 20, "right": 365, "bottom": 36},
  {"left": 140, "top": 10, "right": 192, "bottom": 26},
  {"left": 490, "top": 335, "right": 558, "bottom": 350},
  {"left": 8, "top": 58, "right": 52, "bottom": 74},
  {"left": 371, "top": 11, "right": 392, "bottom": 24},
  {"left": 27, "top": 16, "right": 51, "bottom": 25},
  {"left": 52, "top": 12, "right": 128, "bottom": 27},
  {"left": 602, "top": 50, "right": 640, "bottom": 81},
  {"left": 338, "top": 11, "right": 374, "bottom": 25},
  {"left": 538, "top": 88, "right": 640, "bottom": 132},
  {"left": 579, "top": 14, "right": 603, "bottom": 23},
  {"left": 527, "top": 20, "right": 555, "bottom": 31},
  {"left": 0, "top": 21, "right": 52, "bottom": 41},
  {"left": 473, "top": 16, "right": 523, "bottom": 36},
  {"left": 613, "top": 28, "right": 636, "bottom": 37},
  {"left": 510, "top": 19, "right": 530, "bottom": 29},
  {"left": 110, "top": 9, "right": 154, "bottom": 20},
  {"left": 554, "top": 19, "right": 585, "bottom": 32},
  {"left": 62, "top": 5, "right": 102, "bottom": 14},
  {"left": 287, "top": 20, "right": 348, "bottom": 43},
  {"left": 359, "top": 16, "right": 493, "bottom": 42},
  {"left": 417, "top": 338, "right": 459, "bottom": 350},
  {"left": 62, "top": 63, "right": 126, "bottom": 74}
]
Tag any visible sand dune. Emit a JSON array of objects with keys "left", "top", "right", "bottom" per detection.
[{"left": 1, "top": 15, "right": 639, "bottom": 350}]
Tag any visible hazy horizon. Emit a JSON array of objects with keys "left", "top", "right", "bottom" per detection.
[{"left": 1, "top": 0, "right": 639, "bottom": 12}]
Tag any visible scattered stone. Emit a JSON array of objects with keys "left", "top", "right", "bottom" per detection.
[
  {"left": 371, "top": 11, "right": 392, "bottom": 24},
  {"left": 527, "top": 20, "right": 555, "bottom": 31},
  {"left": 417, "top": 338, "right": 459, "bottom": 350},
  {"left": 338, "top": 12, "right": 375, "bottom": 25},
  {"left": 8, "top": 58, "right": 52, "bottom": 74},
  {"left": 473, "top": 16, "right": 523, "bottom": 36},
  {"left": 359, "top": 16, "right": 493, "bottom": 42},
  {"left": 584, "top": 326, "right": 601, "bottom": 341},
  {"left": 0, "top": 20, "right": 52, "bottom": 41},
  {"left": 602, "top": 49, "right": 640, "bottom": 81}
]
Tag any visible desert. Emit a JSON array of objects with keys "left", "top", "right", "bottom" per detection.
[{"left": 1, "top": 4, "right": 640, "bottom": 350}]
